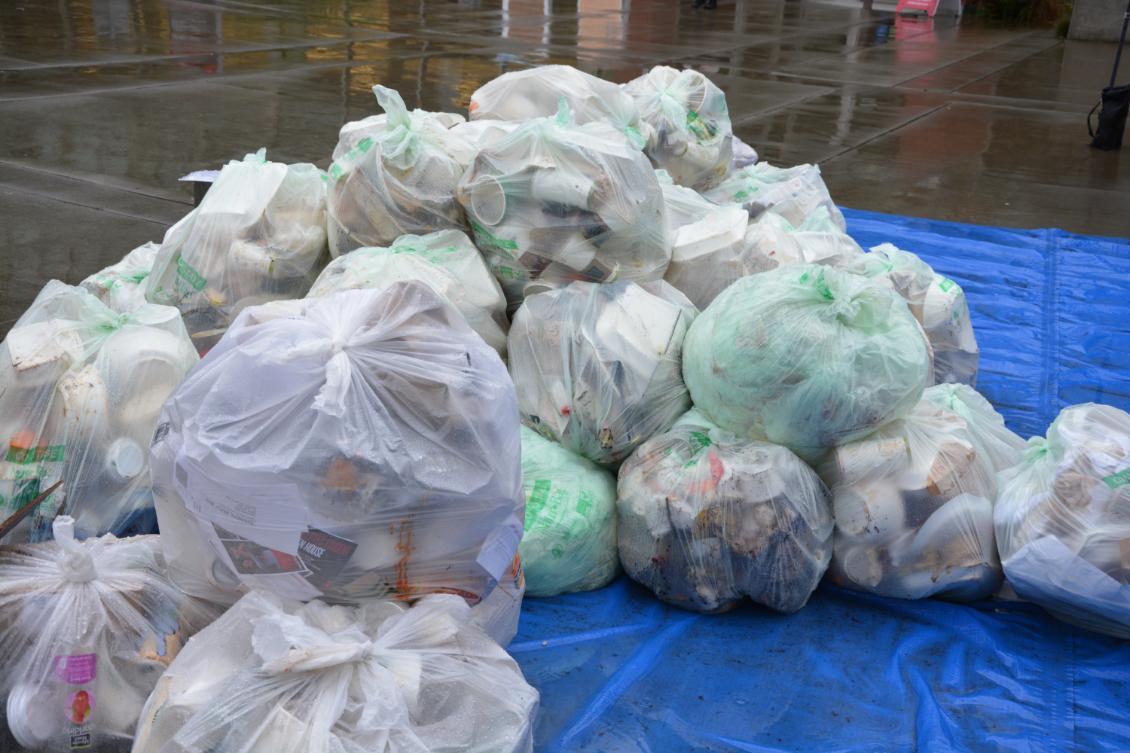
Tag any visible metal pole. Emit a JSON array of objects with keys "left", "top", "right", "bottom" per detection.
[{"left": 1110, "top": 0, "right": 1130, "bottom": 88}]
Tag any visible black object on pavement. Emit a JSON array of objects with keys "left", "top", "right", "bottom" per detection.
[{"left": 1089, "top": 0, "right": 1130, "bottom": 150}]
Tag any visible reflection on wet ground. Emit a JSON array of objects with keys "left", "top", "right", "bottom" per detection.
[{"left": 0, "top": 0, "right": 1127, "bottom": 330}]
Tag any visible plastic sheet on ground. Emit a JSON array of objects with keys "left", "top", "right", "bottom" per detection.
[{"left": 513, "top": 209, "right": 1130, "bottom": 753}]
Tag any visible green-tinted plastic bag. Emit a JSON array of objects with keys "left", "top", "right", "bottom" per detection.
[
  {"left": 518, "top": 426, "right": 619, "bottom": 597},
  {"left": 682, "top": 264, "right": 931, "bottom": 461}
]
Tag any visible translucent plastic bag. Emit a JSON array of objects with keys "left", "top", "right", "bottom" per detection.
[
  {"left": 682, "top": 265, "right": 931, "bottom": 461},
  {"left": 0, "top": 281, "right": 198, "bottom": 544},
  {"left": 624, "top": 66, "right": 733, "bottom": 191},
  {"left": 995, "top": 403, "right": 1130, "bottom": 638},
  {"left": 617, "top": 410, "right": 833, "bottom": 613},
  {"left": 456, "top": 106, "right": 670, "bottom": 313},
  {"left": 327, "top": 86, "right": 475, "bottom": 257},
  {"left": 469, "top": 65, "right": 647, "bottom": 146},
  {"left": 731, "top": 136, "right": 759, "bottom": 170},
  {"left": 307, "top": 229, "right": 509, "bottom": 356},
  {"left": 147, "top": 149, "right": 327, "bottom": 355},
  {"left": 449, "top": 119, "right": 523, "bottom": 150},
  {"left": 819, "top": 394, "right": 1006, "bottom": 601},
  {"left": 149, "top": 283, "right": 524, "bottom": 606},
  {"left": 132, "top": 591, "right": 539, "bottom": 753},
  {"left": 923, "top": 383, "right": 1025, "bottom": 473},
  {"left": 81, "top": 242, "right": 158, "bottom": 314},
  {"left": 518, "top": 426, "right": 618, "bottom": 597},
  {"left": 508, "top": 280, "right": 695, "bottom": 468},
  {"left": 849, "top": 243, "right": 979, "bottom": 385},
  {"left": 0, "top": 517, "right": 218, "bottom": 751},
  {"left": 469, "top": 553, "right": 525, "bottom": 646},
  {"left": 705, "top": 162, "right": 845, "bottom": 230}
]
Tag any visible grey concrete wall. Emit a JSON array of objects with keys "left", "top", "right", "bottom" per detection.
[{"left": 1069, "top": 0, "right": 1128, "bottom": 42}]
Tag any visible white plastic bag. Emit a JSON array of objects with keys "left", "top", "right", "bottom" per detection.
[
  {"left": 508, "top": 280, "right": 695, "bottom": 468},
  {"left": 617, "top": 410, "right": 833, "bottom": 613},
  {"left": 819, "top": 393, "right": 1007, "bottom": 601},
  {"left": 849, "top": 243, "right": 979, "bottom": 385},
  {"left": 0, "top": 517, "right": 217, "bottom": 750},
  {"left": 682, "top": 264, "right": 931, "bottom": 461},
  {"left": 469, "top": 65, "right": 647, "bottom": 146},
  {"left": 519, "top": 426, "right": 619, "bottom": 597},
  {"left": 457, "top": 106, "right": 670, "bottom": 313},
  {"left": 132, "top": 591, "right": 539, "bottom": 753},
  {"left": 81, "top": 242, "right": 159, "bottom": 314},
  {"left": 705, "top": 162, "right": 845, "bottom": 230},
  {"left": 149, "top": 283, "right": 524, "bottom": 607},
  {"left": 995, "top": 403, "right": 1130, "bottom": 637},
  {"left": 469, "top": 553, "right": 525, "bottom": 646},
  {"left": 307, "top": 229, "right": 509, "bottom": 356},
  {"left": 147, "top": 149, "right": 327, "bottom": 354},
  {"left": 327, "top": 86, "right": 475, "bottom": 256},
  {"left": 624, "top": 66, "right": 733, "bottom": 190},
  {"left": 0, "top": 281, "right": 198, "bottom": 544}
]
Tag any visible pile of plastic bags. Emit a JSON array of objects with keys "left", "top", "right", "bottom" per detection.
[
  {"left": 457, "top": 106, "right": 670, "bottom": 311},
  {"left": 131, "top": 592, "right": 538, "bottom": 753},
  {"left": 508, "top": 280, "right": 695, "bottom": 467},
  {"left": 0, "top": 517, "right": 217, "bottom": 750},
  {"left": 307, "top": 229, "right": 509, "bottom": 356},
  {"left": 0, "top": 281, "right": 198, "bottom": 544},
  {"left": 618, "top": 411, "right": 833, "bottom": 613},
  {"left": 327, "top": 86, "right": 474, "bottom": 256},
  {"left": 149, "top": 283, "right": 524, "bottom": 606},
  {"left": 995, "top": 403, "right": 1130, "bottom": 637},
  {"left": 147, "top": 149, "right": 328, "bottom": 354}
]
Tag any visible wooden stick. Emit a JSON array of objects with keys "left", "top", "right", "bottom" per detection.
[{"left": 0, "top": 480, "right": 64, "bottom": 542}]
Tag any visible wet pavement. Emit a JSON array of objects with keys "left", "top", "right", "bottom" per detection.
[{"left": 0, "top": 0, "right": 1128, "bottom": 332}]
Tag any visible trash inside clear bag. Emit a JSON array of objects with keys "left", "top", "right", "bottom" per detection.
[
  {"left": 307, "top": 229, "right": 509, "bottom": 357},
  {"left": 508, "top": 280, "right": 695, "bottom": 469},
  {"left": 994, "top": 403, "right": 1130, "bottom": 638},
  {"left": 132, "top": 591, "right": 539, "bottom": 753},
  {"left": 469, "top": 64, "right": 648, "bottom": 147},
  {"left": 923, "top": 383, "right": 1025, "bottom": 474},
  {"left": 327, "top": 86, "right": 475, "bottom": 257},
  {"left": 0, "top": 281, "right": 198, "bottom": 544},
  {"left": 149, "top": 283, "right": 524, "bottom": 607},
  {"left": 457, "top": 105, "right": 670, "bottom": 314},
  {"left": 682, "top": 264, "right": 931, "bottom": 461},
  {"left": 518, "top": 426, "right": 619, "bottom": 597},
  {"left": 0, "top": 517, "right": 218, "bottom": 751},
  {"left": 705, "top": 162, "right": 845, "bottom": 230},
  {"left": 819, "top": 396, "right": 1006, "bottom": 601},
  {"left": 146, "top": 148, "right": 328, "bottom": 355},
  {"left": 849, "top": 243, "right": 979, "bottom": 386},
  {"left": 624, "top": 66, "right": 733, "bottom": 191},
  {"left": 81, "top": 242, "right": 159, "bottom": 314},
  {"left": 617, "top": 410, "right": 833, "bottom": 613}
]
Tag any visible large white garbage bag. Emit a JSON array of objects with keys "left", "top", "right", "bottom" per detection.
[
  {"left": 469, "top": 64, "right": 647, "bottom": 145},
  {"left": 81, "top": 242, "right": 159, "bottom": 314},
  {"left": 995, "top": 403, "right": 1130, "bottom": 638},
  {"left": 624, "top": 66, "right": 733, "bottom": 191},
  {"left": 457, "top": 106, "right": 670, "bottom": 313},
  {"left": 327, "top": 86, "right": 475, "bottom": 257},
  {"left": 705, "top": 162, "right": 845, "bottom": 230},
  {"left": 0, "top": 518, "right": 217, "bottom": 750},
  {"left": 132, "top": 592, "right": 539, "bottom": 753},
  {"left": 0, "top": 281, "right": 198, "bottom": 544},
  {"left": 508, "top": 280, "right": 695, "bottom": 468},
  {"left": 149, "top": 283, "right": 524, "bottom": 606},
  {"left": 146, "top": 149, "right": 327, "bottom": 354},
  {"left": 518, "top": 426, "right": 619, "bottom": 597},
  {"left": 849, "top": 243, "right": 979, "bottom": 386},
  {"left": 307, "top": 229, "right": 509, "bottom": 356},
  {"left": 682, "top": 264, "right": 931, "bottom": 461},
  {"left": 617, "top": 410, "right": 833, "bottom": 613},
  {"left": 819, "top": 390, "right": 1014, "bottom": 601}
]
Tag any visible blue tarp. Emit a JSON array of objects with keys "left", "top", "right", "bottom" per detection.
[{"left": 512, "top": 209, "right": 1130, "bottom": 753}]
